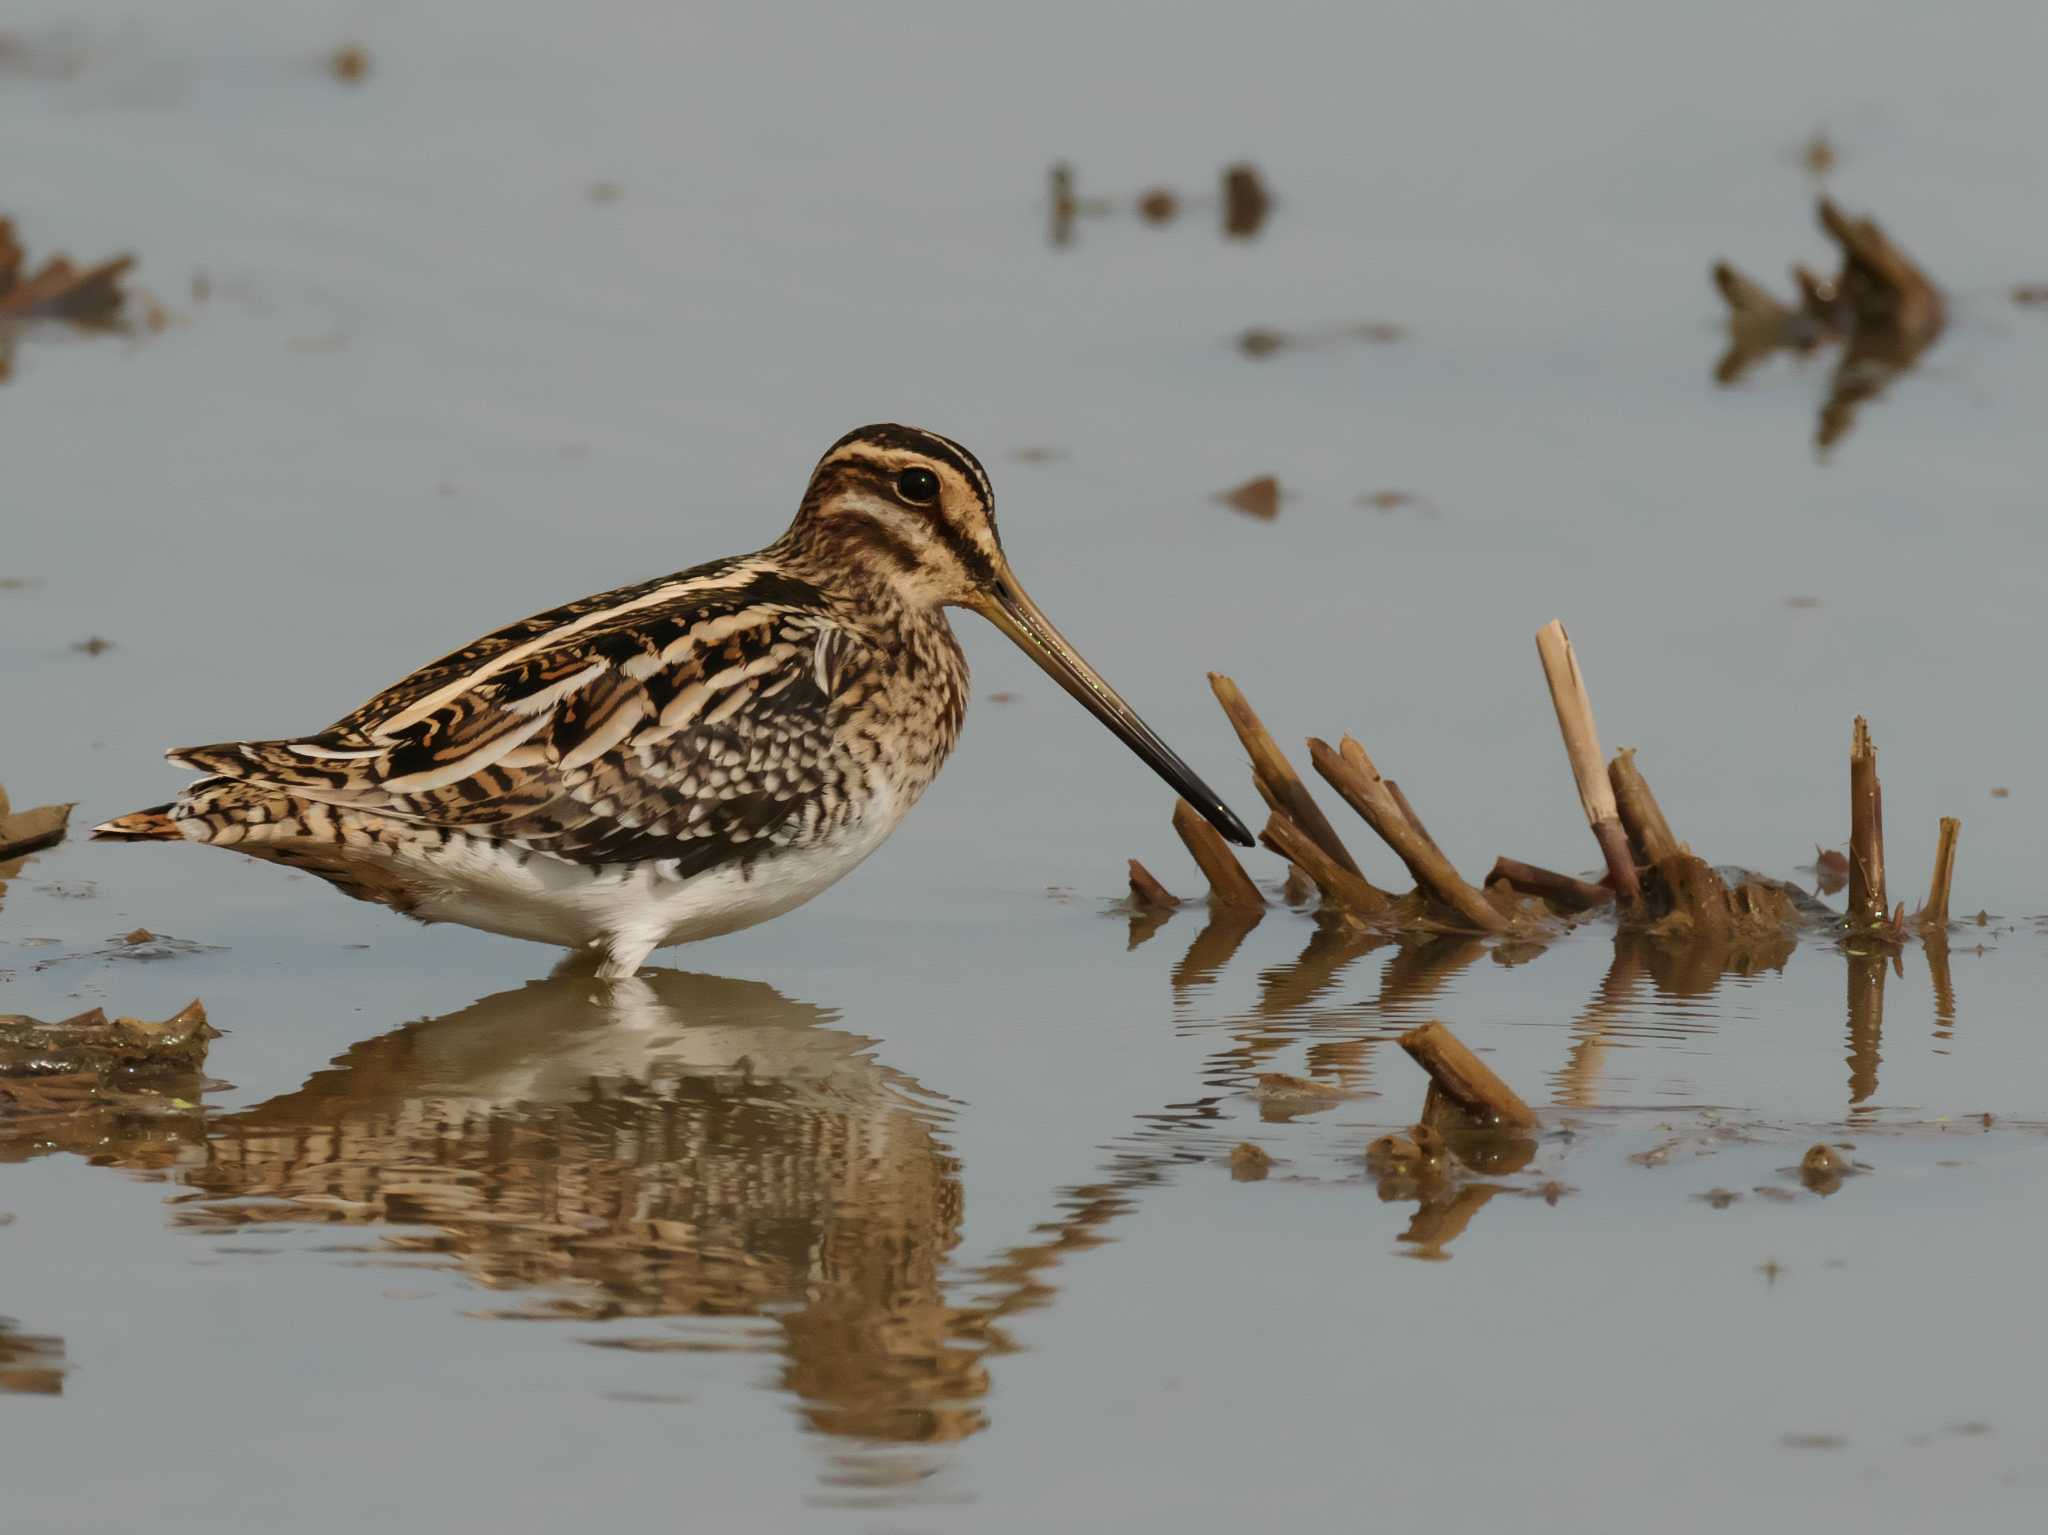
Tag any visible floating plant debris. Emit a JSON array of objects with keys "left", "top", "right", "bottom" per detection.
[
  {"left": 1131, "top": 622, "right": 1960, "bottom": 972},
  {"left": 1238, "top": 321, "right": 1402, "bottom": 359},
  {"left": 1711, "top": 198, "right": 1944, "bottom": 451},
  {"left": 1048, "top": 161, "right": 1271, "bottom": 247},
  {"left": 0, "top": 216, "right": 137, "bottom": 379}
]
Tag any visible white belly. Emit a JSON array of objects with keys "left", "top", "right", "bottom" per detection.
[{"left": 401, "top": 787, "right": 904, "bottom": 972}]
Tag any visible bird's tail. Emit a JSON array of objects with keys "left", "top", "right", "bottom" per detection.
[{"left": 92, "top": 805, "right": 183, "bottom": 841}]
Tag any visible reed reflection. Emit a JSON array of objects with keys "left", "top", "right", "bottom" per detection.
[{"left": 1553, "top": 927, "right": 1797, "bottom": 1107}]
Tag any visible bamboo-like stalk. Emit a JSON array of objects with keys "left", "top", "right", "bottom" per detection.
[
  {"left": 1259, "top": 811, "right": 1390, "bottom": 921},
  {"left": 1607, "top": 748, "right": 1679, "bottom": 868},
  {"left": 1308, "top": 737, "right": 1509, "bottom": 934},
  {"left": 1171, "top": 798, "right": 1265, "bottom": 911},
  {"left": 1208, "top": 673, "right": 1365, "bottom": 877},
  {"left": 1534, "top": 621, "right": 1640, "bottom": 903},
  {"left": 1485, "top": 856, "right": 1613, "bottom": 912},
  {"left": 1127, "top": 860, "right": 1180, "bottom": 909},
  {"left": 1920, "top": 816, "right": 1960, "bottom": 929},
  {"left": 1847, "top": 717, "right": 1888, "bottom": 926},
  {"left": 1398, "top": 1020, "right": 1538, "bottom": 1128}
]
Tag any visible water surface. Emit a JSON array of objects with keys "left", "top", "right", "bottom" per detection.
[{"left": 5, "top": 2, "right": 2048, "bottom": 1529}]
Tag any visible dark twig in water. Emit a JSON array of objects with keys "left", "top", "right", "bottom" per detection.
[
  {"left": 1847, "top": 717, "right": 1889, "bottom": 930},
  {"left": 1485, "top": 857, "right": 1612, "bottom": 913},
  {"left": 1534, "top": 621, "right": 1640, "bottom": 905}
]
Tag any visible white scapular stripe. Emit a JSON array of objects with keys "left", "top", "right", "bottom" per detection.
[
  {"left": 286, "top": 743, "right": 388, "bottom": 761},
  {"left": 372, "top": 565, "right": 767, "bottom": 738},
  {"left": 558, "top": 695, "right": 649, "bottom": 771},
  {"left": 378, "top": 714, "right": 554, "bottom": 794},
  {"left": 504, "top": 660, "right": 607, "bottom": 718}
]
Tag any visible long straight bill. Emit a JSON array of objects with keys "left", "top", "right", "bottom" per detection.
[{"left": 976, "top": 568, "right": 1255, "bottom": 846}]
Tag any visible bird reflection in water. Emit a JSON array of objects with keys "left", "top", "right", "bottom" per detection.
[{"left": 158, "top": 971, "right": 992, "bottom": 1450}]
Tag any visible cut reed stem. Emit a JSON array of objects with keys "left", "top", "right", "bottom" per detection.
[
  {"left": 1607, "top": 748, "right": 1679, "bottom": 868},
  {"left": 1172, "top": 798, "right": 1265, "bottom": 911},
  {"left": 1259, "top": 811, "right": 1390, "bottom": 921},
  {"left": 1308, "top": 737, "right": 1509, "bottom": 934},
  {"left": 1847, "top": 716, "right": 1889, "bottom": 927},
  {"left": 1127, "top": 859, "right": 1180, "bottom": 909},
  {"left": 1534, "top": 621, "right": 1641, "bottom": 904},
  {"left": 1208, "top": 673, "right": 1364, "bottom": 876},
  {"left": 1921, "top": 816, "right": 1960, "bottom": 930},
  {"left": 1385, "top": 780, "right": 1447, "bottom": 863},
  {"left": 1398, "top": 1020, "right": 1538, "bottom": 1128}
]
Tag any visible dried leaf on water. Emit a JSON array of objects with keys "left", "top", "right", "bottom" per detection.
[
  {"left": 1220, "top": 163, "right": 1270, "bottom": 238},
  {"left": 0, "top": 794, "right": 73, "bottom": 861},
  {"left": 328, "top": 44, "right": 370, "bottom": 83},
  {"left": 1217, "top": 475, "right": 1280, "bottom": 520}
]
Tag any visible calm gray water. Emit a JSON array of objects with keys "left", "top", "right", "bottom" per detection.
[{"left": 5, "top": 2, "right": 2047, "bottom": 1529}]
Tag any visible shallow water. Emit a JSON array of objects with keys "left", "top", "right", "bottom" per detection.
[{"left": 5, "top": 1, "right": 2048, "bottom": 1529}]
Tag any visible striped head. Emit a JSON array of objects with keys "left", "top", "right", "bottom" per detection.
[
  {"left": 786, "top": 423, "right": 1256, "bottom": 850},
  {"left": 794, "top": 423, "right": 1002, "bottom": 609}
]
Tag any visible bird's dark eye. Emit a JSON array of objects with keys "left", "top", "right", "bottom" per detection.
[{"left": 896, "top": 467, "right": 940, "bottom": 505}]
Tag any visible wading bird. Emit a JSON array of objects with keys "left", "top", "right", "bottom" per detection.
[{"left": 97, "top": 425, "right": 1251, "bottom": 976}]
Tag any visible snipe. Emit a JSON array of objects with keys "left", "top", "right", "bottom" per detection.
[{"left": 98, "top": 425, "right": 1251, "bottom": 976}]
